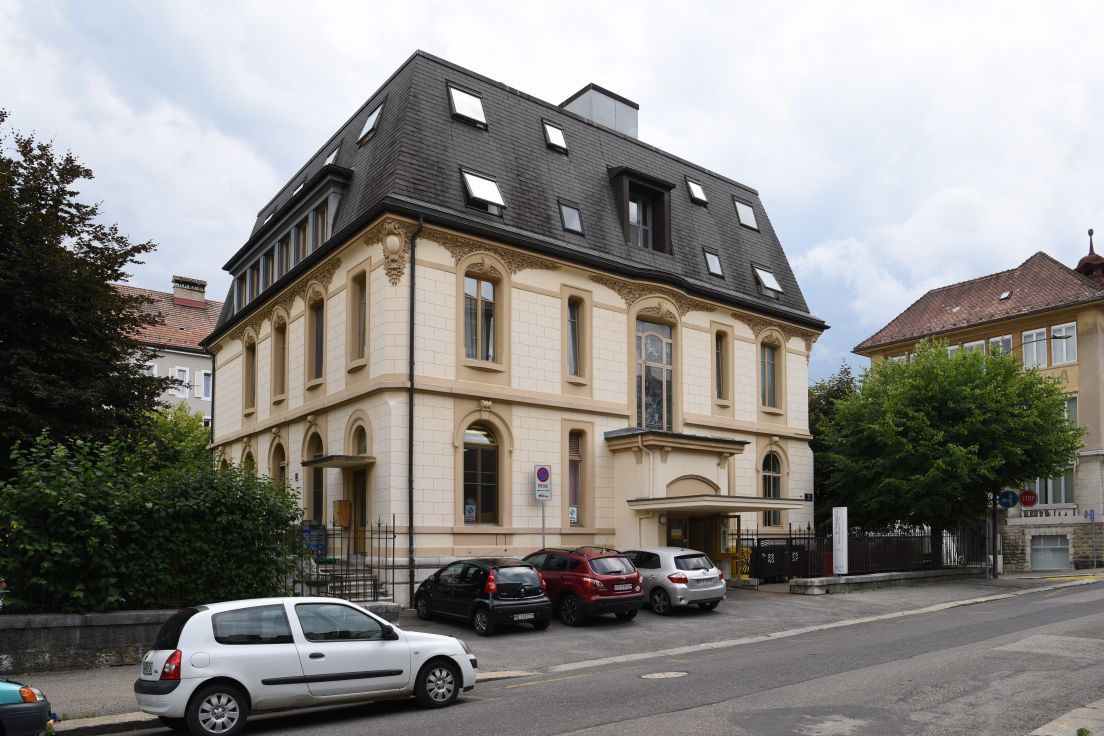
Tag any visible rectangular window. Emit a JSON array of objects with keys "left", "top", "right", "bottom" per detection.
[
  {"left": 248, "top": 262, "right": 260, "bottom": 301},
  {"left": 352, "top": 272, "right": 367, "bottom": 361},
  {"left": 543, "top": 121, "right": 567, "bottom": 152},
  {"left": 1036, "top": 470, "right": 1074, "bottom": 505},
  {"left": 461, "top": 169, "right": 505, "bottom": 215},
  {"left": 753, "top": 266, "right": 783, "bottom": 297},
  {"left": 687, "top": 179, "right": 707, "bottom": 205},
  {"left": 888, "top": 355, "right": 908, "bottom": 364},
  {"left": 568, "top": 430, "right": 583, "bottom": 527},
  {"left": 295, "top": 219, "right": 308, "bottom": 263},
  {"left": 1023, "top": 328, "right": 1047, "bottom": 369},
  {"left": 277, "top": 236, "right": 290, "bottom": 277},
  {"left": 1066, "top": 394, "right": 1078, "bottom": 425},
  {"left": 567, "top": 297, "right": 582, "bottom": 377},
  {"left": 262, "top": 250, "right": 274, "bottom": 290},
  {"left": 1052, "top": 322, "right": 1077, "bottom": 364},
  {"left": 311, "top": 301, "right": 325, "bottom": 381},
  {"left": 947, "top": 345, "right": 961, "bottom": 357},
  {"left": 174, "top": 367, "right": 189, "bottom": 398},
  {"left": 989, "top": 334, "right": 1013, "bottom": 355},
  {"left": 244, "top": 342, "right": 257, "bottom": 411},
  {"left": 236, "top": 276, "right": 247, "bottom": 310},
  {"left": 325, "top": 147, "right": 340, "bottom": 166},
  {"left": 312, "top": 202, "right": 329, "bottom": 252},
  {"left": 715, "top": 330, "right": 730, "bottom": 401},
  {"left": 704, "top": 250, "right": 723, "bottom": 277},
  {"left": 358, "top": 103, "right": 384, "bottom": 141},
  {"left": 144, "top": 362, "right": 157, "bottom": 376},
  {"left": 448, "top": 84, "right": 487, "bottom": 127},
  {"left": 734, "top": 198, "right": 759, "bottom": 229},
  {"left": 963, "top": 340, "right": 984, "bottom": 353},
  {"left": 195, "top": 371, "right": 212, "bottom": 400},
  {"left": 212, "top": 605, "right": 292, "bottom": 646},
  {"left": 311, "top": 466, "right": 323, "bottom": 523},
  {"left": 629, "top": 194, "right": 654, "bottom": 250},
  {"left": 464, "top": 276, "right": 496, "bottom": 362},
  {"left": 272, "top": 320, "right": 287, "bottom": 398},
  {"left": 559, "top": 202, "right": 584, "bottom": 234},
  {"left": 760, "top": 344, "right": 777, "bottom": 408}
]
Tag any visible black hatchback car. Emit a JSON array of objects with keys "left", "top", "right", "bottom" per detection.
[{"left": 414, "top": 558, "right": 552, "bottom": 636}]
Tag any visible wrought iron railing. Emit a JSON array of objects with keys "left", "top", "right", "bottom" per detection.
[{"left": 294, "top": 516, "right": 397, "bottom": 602}]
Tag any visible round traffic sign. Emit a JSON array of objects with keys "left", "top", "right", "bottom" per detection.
[
  {"left": 997, "top": 490, "right": 1019, "bottom": 509},
  {"left": 1020, "top": 489, "right": 1038, "bottom": 508},
  {"left": 536, "top": 466, "right": 550, "bottom": 483}
]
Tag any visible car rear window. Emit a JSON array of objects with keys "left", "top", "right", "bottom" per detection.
[
  {"left": 153, "top": 608, "right": 201, "bottom": 650},
  {"left": 496, "top": 566, "right": 540, "bottom": 585},
  {"left": 675, "top": 554, "right": 714, "bottom": 571},
  {"left": 589, "top": 556, "right": 635, "bottom": 575},
  {"left": 213, "top": 604, "right": 293, "bottom": 645}
]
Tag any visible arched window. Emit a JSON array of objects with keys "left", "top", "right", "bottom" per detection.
[
  {"left": 306, "top": 293, "right": 325, "bottom": 385},
  {"left": 271, "top": 442, "right": 286, "bottom": 484},
  {"left": 762, "top": 452, "right": 782, "bottom": 527},
  {"left": 244, "top": 338, "right": 257, "bottom": 411},
  {"left": 242, "top": 451, "right": 256, "bottom": 477},
  {"left": 353, "top": 426, "right": 368, "bottom": 456},
  {"left": 636, "top": 319, "right": 674, "bottom": 431},
  {"left": 306, "top": 433, "right": 325, "bottom": 523},
  {"left": 272, "top": 316, "right": 288, "bottom": 399},
  {"left": 463, "top": 425, "right": 498, "bottom": 524},
  {"left": 760, "top": 340, "right": 779, "bottom": 408}
]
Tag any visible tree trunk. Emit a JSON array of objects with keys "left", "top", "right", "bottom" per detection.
[{"left": 930, "top": 526, "right": 944, "bottom": 568}]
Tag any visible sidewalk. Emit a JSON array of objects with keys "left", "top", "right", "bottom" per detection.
[{"left": 26, "top": 568, "right": 1100, "bottom": 735}]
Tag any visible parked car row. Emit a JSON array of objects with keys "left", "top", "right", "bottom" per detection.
[{"left": 413, "top": 545, "right": 727, "bottom": 635}]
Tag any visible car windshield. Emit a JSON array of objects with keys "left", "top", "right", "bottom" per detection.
[
  {"left": 496, "top": 566, "right": 540, "bottom": 585},
  {"left": 674, "top": 554, "right": 714, "bottom": 571},
  {"left": 154, "top": 608, "right": 201, "bottom": 650},
  {"left": 589, "top": 556, "right": 635, "bottom": 575}
]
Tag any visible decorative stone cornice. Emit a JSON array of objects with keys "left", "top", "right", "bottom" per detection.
[
  {"left": 427, "top": 226, "right": 560, "bottom": 275},
  {"left": 590, "top": 274, "right": 714, "bottom": 316},
  {"left": 222, "top": 257, "right": 343, "bottom": 347},
  {"left": 361, "top": 218, "right": 418, "bottom": 285},
  {"left": 735, "top": 310, "right": 821, "bottom": 355}
]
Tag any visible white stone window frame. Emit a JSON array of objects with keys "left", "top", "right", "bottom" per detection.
[
  {"left": 195, "top": 370, "right": 213, "bottom": 401},
  {"left": 174, "top": 367, "right": 189, "bottom": 398},
  {"left": 1051, "top": 322, "right": 1077, "bottom": 365},
  {"left": 1022, "top": 328, "right": 1047, "bottom": 369}
]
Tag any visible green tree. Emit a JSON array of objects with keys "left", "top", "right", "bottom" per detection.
[
  {"left": 144, "top": 403, "right": 212, "bottom": 473},
  {"left": 809, "top": 363, "right": 858, "bottom": 532},
  {"left": 825, "top": 340, "right": 1083, "bottom": 552},
  {"left": 0, "top": 110, "right": 168, "bottom": 478}
]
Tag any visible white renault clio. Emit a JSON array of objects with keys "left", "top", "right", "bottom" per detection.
[{"left": 134, "top": 597, "right": 477, "bottom": 736}]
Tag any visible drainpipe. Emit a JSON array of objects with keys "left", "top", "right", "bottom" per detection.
[{"left": 406, "top": 216, "right": 424, "bottom": 606}]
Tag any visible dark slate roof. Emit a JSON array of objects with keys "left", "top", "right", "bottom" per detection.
[
  {"left": 854, "top": 252, "right": 1104, "bottom": 353},
  {"left": 115, "top": 284, "right": 223, "bottom": 354},
  {"left": 210, "top": 51, "right": 825, "bottom": 342}
]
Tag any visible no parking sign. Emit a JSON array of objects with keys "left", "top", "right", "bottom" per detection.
[{"left": 534, "top": 464, "right": 552, "bottom": 501}]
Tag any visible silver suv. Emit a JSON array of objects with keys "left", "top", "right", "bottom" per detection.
[{"left": 622, "top": 547, "right": 726, "bottom": 614}]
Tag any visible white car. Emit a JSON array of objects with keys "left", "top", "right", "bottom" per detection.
[{"left": 134, "top": 597, "right": 477, "bottom": 736}]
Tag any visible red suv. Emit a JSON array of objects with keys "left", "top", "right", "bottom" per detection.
[{"left": 523, "top": 547, "right": 644, "bottom": 626}]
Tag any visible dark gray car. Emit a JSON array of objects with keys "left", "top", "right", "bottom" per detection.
[{"left": 622, "top": 547, "right": 726, "bottom": 614}]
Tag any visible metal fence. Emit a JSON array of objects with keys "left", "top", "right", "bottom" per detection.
[
  {"left": 726, "top": 527, "right": 986, "bottom": 581},
  {"left": 294, "top": 516, "right": 397, "bottom": 602}
]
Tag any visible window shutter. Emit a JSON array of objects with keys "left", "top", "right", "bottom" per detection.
[{"left": 568, "top": 431, "right": 581, "bottom": 459}]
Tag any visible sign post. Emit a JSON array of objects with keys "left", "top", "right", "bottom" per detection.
[
  {"left": 535, "top": 465, "right": 552, "bottom": 548},
  {"left": 832, "top": 507, "right": 848, "bottom": 575}
]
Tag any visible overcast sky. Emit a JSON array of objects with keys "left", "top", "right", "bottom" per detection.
[{"left": 4, "top": 1, "right": 1103, "bottom": 380}]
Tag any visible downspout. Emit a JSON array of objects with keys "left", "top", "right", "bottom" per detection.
[{"left": 406, "top": 216, "right": 424, "bottom": 606}]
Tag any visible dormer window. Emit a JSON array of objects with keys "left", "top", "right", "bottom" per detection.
[
  {"left": 448, "top": 84, "right": 486, "bottom": 128},
  {"left": 629, "top": 194, "right": 653, "bottom": 249},
  {"left": 543, "top": 121, "right": 567, "bottom": 153},
  {"left": 734, "top": 198, "right": 759, "bottom": 230},
  {"left": 611, "top": 167, "right": 673, "bottom": 254},
  {"left": 687, "top": 179, "right": 707, "bottom": 205},
  {"left": 754, "top": 266, "right": 783, "bottom": 298},
  {"left": 324, "top": 147, "right": 340, "bottom": 166},
  {"left": 704, "top": 250, "right": 723, "bottom": 277},
  {"left": 461, "top": 169, "right": 505, "bottom": 215},
  {"left": 358, "top": 103, "right": 384, "bottom": 142}
]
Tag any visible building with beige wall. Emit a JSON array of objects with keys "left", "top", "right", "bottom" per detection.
[
  {"left": 854, "top": 245, "right": 1104, "bottom": 572},
  {"left": 203, "top": 52, "right": 826, "bottom": 603}
]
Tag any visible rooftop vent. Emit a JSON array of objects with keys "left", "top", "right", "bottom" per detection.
[{"left": 560, "top": 83, "right": 639, "bottom": 138}]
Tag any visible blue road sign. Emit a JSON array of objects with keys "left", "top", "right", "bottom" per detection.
[{"left": 998, "top": 490, "right": 1019, "bottom": 509}]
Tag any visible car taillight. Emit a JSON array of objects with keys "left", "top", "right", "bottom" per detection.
[
  {"left": 668, "top": 573, "right": 688, "bottom": 584},
  {"left": 483, "top": 569, "right": 497, "bottom": 594},
  {"left": 160, "top": 650, "right": 182, "bottom": 681},
  {"left": 18, "top": 687, "right": 41, "bottom": 703},
  {"left": 582, "top": 577, "right": 606, "bottom": 589},
  {"left": 718, "top": 570, "right": 725, "bottom": 581},
  {"left": 538, "top": 573, "right": 547, "bottom": 590}
]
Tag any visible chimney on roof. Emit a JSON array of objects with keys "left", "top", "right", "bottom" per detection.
[
  {"left": 1075, "top": 228, "right": 1104, "bottom": 287},
  {"left": 172, "top": 275, "right": 207, "bottom": 306},
  {"left": 560, "top": 83, "right": 639, "bottom": 138}
]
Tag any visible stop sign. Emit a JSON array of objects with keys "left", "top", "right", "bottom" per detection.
[{"left": 1020, "top": 489, "right": 1039, "bottom": 507}]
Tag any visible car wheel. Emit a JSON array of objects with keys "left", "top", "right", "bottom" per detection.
[
  {"left": 472, "top": 607, "right": 495, "bottom": 636},
  {"left": 650, "top": 587, "right": 672, "bottom": 615},
  {"left": 698, "top": 601, "right": 719, "bottom": 611},
  {"left": 615, "top": 609, "right": 638, "bottom": 621},
  {"left": 415, "top": 659, "right": 461, "bottom": 708},
  {"left": 186, "top": 683, "right": 247, "bottom": 736},
  {"left": 158, "top": 716, "right": 188, "bottom": 732},
  {"left": 532, "top": 618, "right": 550, "bottom": 631},
  {"left": 558, "top": 594, "right": 587, "bottom": 626},
  {"left": 415, "top": 594, "right": 432, "bottom": 620}
]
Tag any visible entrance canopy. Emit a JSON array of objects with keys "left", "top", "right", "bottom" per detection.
[
  {"left": 626, "top": 493, "right": 804, "bottom": 515},
  {"left": 301, "top": 454, "right": 376, "bottom": 469}
]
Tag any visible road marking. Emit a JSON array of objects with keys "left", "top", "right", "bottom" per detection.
[
  {"left": 505, "top": 672, "right": 592, "bottom": 689},
  {"left": 641, "top": 671, "right": 687, "bottom": 679},
  {"left": 996, "top": 634, "right": 1104, "bottom": 659}
]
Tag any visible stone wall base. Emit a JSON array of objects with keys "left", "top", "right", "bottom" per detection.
[{"left": 789, "top": 567, "right": 987, "bottom": 595}]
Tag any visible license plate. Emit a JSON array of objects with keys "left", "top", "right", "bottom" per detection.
[
  {"left": 614, "top": 583, "right": 632, "bottom": 591},
  {"left": 513, "top": 612, "right": 535, "bottom": 621},
  {"left": 142, "top": 661, "right": 153, "bottom": 675}
]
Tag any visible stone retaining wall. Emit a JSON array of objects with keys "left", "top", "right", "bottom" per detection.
[{"left": 789, "top": 567, "right": 987, "bottom": 595}]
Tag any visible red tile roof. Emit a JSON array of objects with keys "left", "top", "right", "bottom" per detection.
[
  {"left": 854, "top": 252, "right": 1104, "bottom": 353},
  {"left": 115, "top": 284, "right": 223, "bottom": 354}
]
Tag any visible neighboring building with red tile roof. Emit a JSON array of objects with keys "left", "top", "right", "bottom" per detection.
[
  {"left": 114, "top": 276, "right": 222, "bottom": 421},
  {"left": 854, "top": 237, "right": 1104, "bottom": 573}
]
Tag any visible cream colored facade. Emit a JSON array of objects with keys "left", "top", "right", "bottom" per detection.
[
  {"left": 861, "top": 304, "right": 1104, "bottom": 572},
  {"left": 211, "top": 216, "right": 821, "bottom": 601}
]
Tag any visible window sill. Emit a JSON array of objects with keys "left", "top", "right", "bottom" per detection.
[
  {"left": 1050, "top": 360, "right": 1078, "bottom": 367},
  {"left": 306, "top": 378, "right": 325, "bottom": 391},
  {"left": 461, "top": 358, "right": 505, "bottom": 373},
  {"left": 759, "top": 406, "right": 785, "bottom": 416},
  {"left": 566, "top": 375, "right": 589, "bottom": 386},
  {"left": 713, "top": 399, "right": 732, "bottom": 409},
  {"left": 272, "top": 394, "right": 286, "bottom": 406},
  {"left": 242, "top": 407, "right": 255, "bottom": 418},
  {"left": 347, "top": 358, "right": 368, "bottom": 373}
]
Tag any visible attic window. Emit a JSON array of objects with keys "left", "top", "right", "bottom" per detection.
[
  {"left": 543, "top": 121, "right": 567, "bottom": 152},
  {"left": 448, "top": 85, "right": 487, "bottom": 128},
  {"left": 359, "top": 103, "right": 384, "bottom": 142},
  {"left": 559, "top": 201, "right": 583, "bottom": 234},
  {"left": 704, "top": 250, "right": 723, "bottom": 277},
  {"left": 461, "top": 169, "right": 505, "bottom": 215},
  {"left": 262, "top": 213, "right": 273, "bottom": 225},
  {"left": 754, "top": 266, "right": 783, "bottom": 297},
  {"left": 734, "top": 199, "right": 759, "bottom": 230},
  {"left": 999, "top": 290, "right": 1012, "bottom": 300},
  {"left": 324, "top": 147, "right": 340, "bottom": 166},
  {"left": 687, "top": 179, "right": 707, "bottom": 205}
]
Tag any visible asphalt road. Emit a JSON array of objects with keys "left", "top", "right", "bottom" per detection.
[{"left": 108, "top": 582, "right": 1104, "bottom": 736}]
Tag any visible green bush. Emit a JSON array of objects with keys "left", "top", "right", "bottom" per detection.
[{"left": 0, "top": 434, "right": 302, "bottom": 613}]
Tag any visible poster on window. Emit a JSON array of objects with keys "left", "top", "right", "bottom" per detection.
[
  {"left": 569, "top": 505, "right": 578, "bottom": 525},
  {"left": 464, "top": 499, "right": 476, "bottom": 523}
]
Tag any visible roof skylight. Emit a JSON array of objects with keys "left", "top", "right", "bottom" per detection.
[
  {"left": 448, "top": 85, "right": 487, "bottom": 127},
  {"left": 262, "top": 213, "right": 273, "bottom": 225},
  {"left": 462, "top": 169, "right": 505, "bottom": 210},
  {"left": 292, "top": 181, "right": 304, "bottom": 196},
  {"left": 544, "top": 121, "right": 567, "bottom": 152},
  {"left": 559, "top": 202, "right": 583, "bottom": 234},
  {"left": 324, "top": 147, "right": 340, "bottom": 166},
  {"left": 359, "top": 103, "right": 384, "bottom": 141},
  {"left": 687, "top": 179, "right": 707, "bottom": 205},
  {"left": 704, "top": 251, "right": 723, "bottom": 277},
  {"left": 999, "top": 290, "right": 1012, "bottom": 300},
  {"left": 754, "top": 266, "right": 783, "bottom": 295},
  {"left": 734, "top": 199, "right": 759, "bottom": 230}
]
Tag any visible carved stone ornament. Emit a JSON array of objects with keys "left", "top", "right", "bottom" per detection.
[
  {"left": 359, "top": 218, "right": 416, "bottom": 286},
  {"left": 221, "top": 257, "right": 342, "bottom": 347},
  {"left": 428, "top": 226, "right": 560, "bottom": 275},
  {"left": 589, "top": 274, "right": 714, "bottom": 317},
  {"left": 636, "top": 302, "right": 679, "bottom": 324},
  {"left": 735, "top": 310, "right": 821, "bottom": 356}
]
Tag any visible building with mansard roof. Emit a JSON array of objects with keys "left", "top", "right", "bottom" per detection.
[{"left": 203, "top": 51, "right": 827, "bottom": 603}]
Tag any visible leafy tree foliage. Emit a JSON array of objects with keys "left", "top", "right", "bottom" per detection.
[
  {"left": 0, "top": 110, "right": 168, "bottom": 477},
  {"left": 143, "top": 403, "right": 212, "bottom": 473},
  {"left": 809, "top": 363, "right": 858, "bottom": 532},
  {"left": 825, "top": 340, "right": 1083, "bottom": 536}
]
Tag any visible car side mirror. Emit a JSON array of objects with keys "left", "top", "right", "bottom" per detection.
[{"left": 381, "top": 624, "right": 399, "bottom": 641}]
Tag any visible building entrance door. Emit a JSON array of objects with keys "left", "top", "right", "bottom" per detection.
[{"left": 352, "top": 469, "right": 368, "bottom": 555}]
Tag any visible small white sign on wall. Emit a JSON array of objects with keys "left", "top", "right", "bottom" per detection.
[{"left": 832, "top": 507, "right": 848, "bottom": 575}]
